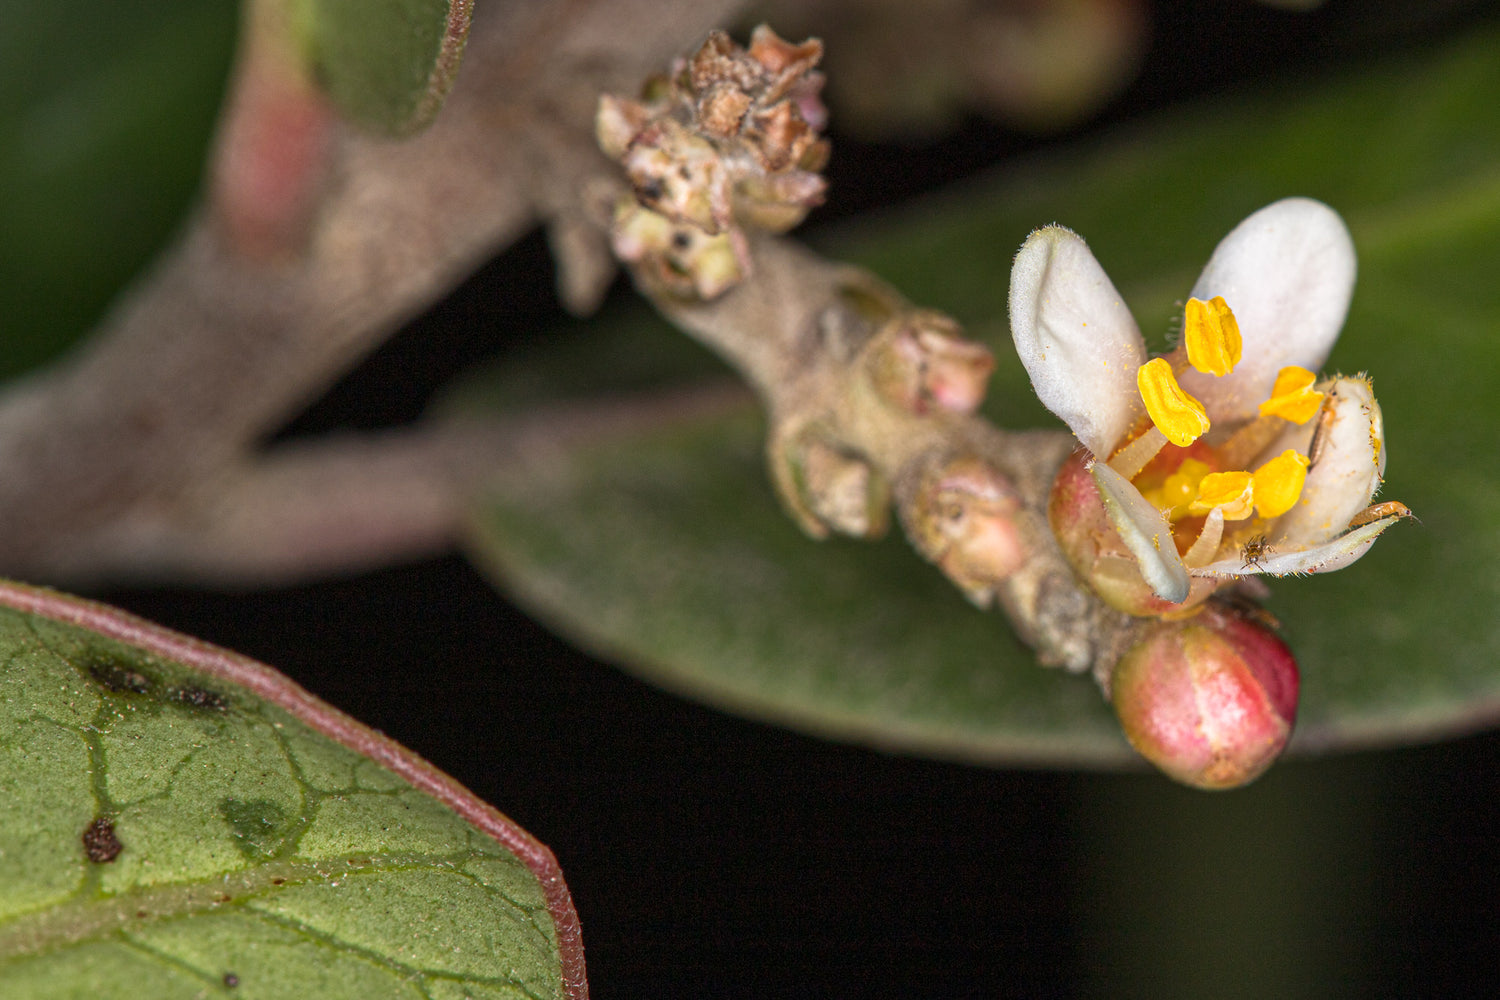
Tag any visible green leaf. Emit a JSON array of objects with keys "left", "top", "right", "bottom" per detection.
[
  {"left": 297, "top": 0, "right": 472, "bottom": 136},
  {"left": 461, "top": 26, "right": 1500, "bottom": 763},
  {"left": 0, "top": 0, "right": 235, "bottom": 379},
  {"left": 0, "top": 583, "right": 586, "bottom": 998}
]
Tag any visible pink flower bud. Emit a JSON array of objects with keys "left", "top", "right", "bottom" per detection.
[
  {"left": 1110, "top": 604, "right": 1299, "bottom": 790},
  {"left": 1048, "top": 448, "right": 1216, "bottom": 616}
]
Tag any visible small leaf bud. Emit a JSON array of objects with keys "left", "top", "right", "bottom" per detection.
[
  {"left": 866, "top": 312, "right": 995, "bottom": 417},
  {"left": 905, "top": 455, "right": 1025, "bottom": 605},
  {"left": 788, "top": 434, "right": 890, "bottom": 540}
]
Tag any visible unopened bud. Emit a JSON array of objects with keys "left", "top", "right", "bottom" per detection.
[
  {"left": 620, "top": 122, "right": 733, "bottom": 234},
  {"left": 768, "top": 427, "right": 891, "bottom": 540},
  {"left": 595, "top": 94, "right": 649, "bottom": 160},
  {"left": 867, "top": 312, "right": 995, "bottom": 416},
  {"left": 1048, "top": 449, "right": 1215, "bottom": 616},
  {"left": 787, "top": 434, "right": 889, "bottom": 539},
  {"left": 1110, "top": 603, "right": 1299, "bottom": 790},
  {"left": 905, "top": 455, "right": 1025, "bottom": 605}
]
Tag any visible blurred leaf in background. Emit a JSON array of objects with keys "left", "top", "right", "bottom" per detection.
[{"left": 0, "top": 1, "right": 236, "bottom": 379}]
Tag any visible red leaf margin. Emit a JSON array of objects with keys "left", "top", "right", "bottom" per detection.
[{"left": 0, "top": 580, "right": 589, "bottom": 1000}]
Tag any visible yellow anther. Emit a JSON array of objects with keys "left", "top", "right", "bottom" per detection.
[
  {"left": 1156, "top": 458, "right": 1213, "bottom": 519},
  {"left": 1190, "top": 471, "right": 1255, "bottom": 520},
  {"left": 1137, "top": 358, "right": 1210, "bottom": 447},
  {"left": 1184, "top": 296, "right": 1243, "bottom": 377},
  {"left": 1258, "top": 366, "right": 1325, "bottom": 424},
  {"left": 1251, "top": 449, "right": 1310, "bottom": 519}
]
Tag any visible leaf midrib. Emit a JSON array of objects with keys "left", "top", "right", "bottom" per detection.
[{"left": 0, "top": 849, "right": 515, "bottom": 962}]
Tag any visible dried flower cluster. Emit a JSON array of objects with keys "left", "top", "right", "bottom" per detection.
[{"left": 597, "top": 26, "right": 830, "bottom": 298}]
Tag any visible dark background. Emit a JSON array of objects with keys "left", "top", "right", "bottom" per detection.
[{"left": 100, "top": 3, "right": 1500, "bottom": 996}]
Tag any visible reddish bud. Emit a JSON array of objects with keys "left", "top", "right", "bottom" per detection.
[
  {"left": 905, "top": 456, "right": 1026, "bottom": 606},
  {"left": 867, "top": 312, "right": 995, "bottom": 417},
  {"left": 211, "top": 6, "right": 335, "bottom": 258},
  {"left": 1110, "top": 604, "right": 1299, "bottom": 790},
  {"left": 1048, "top": 448, "right": 1216, "bottom": 616}
]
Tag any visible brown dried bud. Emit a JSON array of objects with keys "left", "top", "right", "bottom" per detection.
[
  {"left": 905, "top": 455, "right": 1026, "bottom": 605},
  {"left": 698, "top": 85, "right": 753, "bottom": 138},
  {"left": 597, "top": 23, "right": 829, "bottom": 245},
  {"left": 866, "top": 311, "right": 995, "bottom": 417}
]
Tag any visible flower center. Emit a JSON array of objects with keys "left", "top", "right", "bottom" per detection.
[{"left": 1116, "top": 296, "right": 1326, "bottom": 545}]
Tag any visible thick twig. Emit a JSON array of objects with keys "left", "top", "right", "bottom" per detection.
[
  {"left": 41, "top": 382, "right": 750, "bottom": 586},
  {"left": 643, "top": 231, "right": 1136, "bottom": 674}
]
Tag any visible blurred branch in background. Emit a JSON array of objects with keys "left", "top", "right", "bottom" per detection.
[{"left": 0, "top": 0, "right": 746, "bottom": 585}]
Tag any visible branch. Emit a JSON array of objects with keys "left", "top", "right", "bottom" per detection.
[
  {"left": 32, "top": 383, "right": 751, "bottom": 586},
  {"left": 0, "top": 0, "right": 748, "bottom": 584},
  {"left": 586, "top": 28, "right": 1138, "bottom": 676}
]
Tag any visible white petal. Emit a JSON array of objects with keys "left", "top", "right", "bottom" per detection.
[
  {"left": 1091, "top": 461, "right": 1189, "bottom": 603},
  {"left": 1010, "top": 225, "right": 1146, "bottom": 457},
  {"left": 1178, "top": 198, "right": 1356, "bottom": 422},
  {"left": 1192, "top": 515, "right": 1401, "bottom": 579},
  {"left": 1272, "top": 376, "right": 1384, "bottom": 548}
]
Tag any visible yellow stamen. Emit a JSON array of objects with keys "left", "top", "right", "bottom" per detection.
[
  {"left": 1258, "top": 366, "right": 1325, "bottom": 424},
  {"left": 1184, "top": 296, "right": 1242, "bottom": 377},
  {"left": 1137, "top": 358, "right": 1210, "bottom": 447},
  {"left": 1190, "top": 471, "right": 1255, "bottom": 520},
  {"left": 1156, "top": 458, "right": 1212, "bottom": 519},
  {"left": 1251, "top": 449, "right": 1310, "bottom": 518}
]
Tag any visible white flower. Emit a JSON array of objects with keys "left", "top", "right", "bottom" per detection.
[{"left": 1009, "top": 198, "right": 1409, "bottom": 608}]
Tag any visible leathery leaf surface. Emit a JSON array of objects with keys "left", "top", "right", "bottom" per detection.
[{"left": 0, "top": 584, "right": 581, "bottom": 998}]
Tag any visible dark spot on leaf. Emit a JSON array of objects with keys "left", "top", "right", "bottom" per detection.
[
  {"left": 638, "top": 179, "right": 663, "bottom": 202},
  {"left": 671, "top": 231, "right": 691, "bottom": 250},
  {"left": 223, "top": 973, "right": 240, "bottom": 988},
  {"left": 82, "top": 816, "right": 123, "bottom": 863},
  {"left": 270, "top": 876, "right": 286, "bottom": 885},
  {"left": 136, "top": 909, "right": 148, "bottom": 918},
  {"left": 168, "top": 684, "right": 229, "bottom": 712},
  {"left": 86, "top": 655, "right": 156, "bottom": 696},
  {"left": 219, "top": 798, "right": 291, "bottom": 859}
]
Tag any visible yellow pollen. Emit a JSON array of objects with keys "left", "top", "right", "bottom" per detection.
[
  {"left": 1137, "top": 358, "right": 1210, "bottom": 447},
  {"left": 1251, "top": 449, "right": 1310, "bottom": 518},
  {"left": 1184, "top": 296, "right": 1243, "bottom": 377},
  {"left": 1190, "top": 471, "right": 1255, "bottom": 521},
  {"left": 1258, "top": 366, "right": 1325, "bottom": 424},
  {"left": 1144, "top": 458, "right": 1213, "bottom": 520}
]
